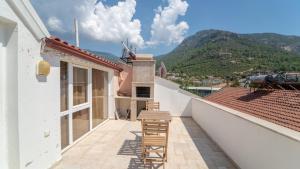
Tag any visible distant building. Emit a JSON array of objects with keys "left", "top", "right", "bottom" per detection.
[{"left": 185, "top": 86, "right": 221, "bottom": 97}]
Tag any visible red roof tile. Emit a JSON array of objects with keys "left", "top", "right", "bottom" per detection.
[
  {"left": 45, "top": 36, "right": 122, "bottom": 71},
  {"left": 205, "top": 87, "right": 300, "bottom": 132}
]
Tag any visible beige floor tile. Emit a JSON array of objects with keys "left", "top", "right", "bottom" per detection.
[{"left": 52, "top": 118, "right": 237, "bottom": 169}]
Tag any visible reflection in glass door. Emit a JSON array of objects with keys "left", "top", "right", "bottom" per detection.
[{"left": 92, "top": 69, "right": 108, "bottom": 128}]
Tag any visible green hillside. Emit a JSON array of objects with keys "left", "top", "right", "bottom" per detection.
[
  {"left": 88, "top": 50, "right": 121, "bottom": 63},
  {"left": 157, "top": 30, "right": 300, "bottom": 78}
]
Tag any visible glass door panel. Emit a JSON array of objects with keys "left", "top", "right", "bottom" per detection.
[
  {"left": 60, "top": 61, "right": 68, "bottom": 112},
  {"left": 73, "top": 67, "right": 88, "bottom": 106},
  {"left": 72, "top": 108, "right": 90, "bottom": 141},
  {"left": 92, "top": 69, "right": 108, "bottom": 128},
  {"left": 60, "top": 115, "right": 69, "bottom": 149}
]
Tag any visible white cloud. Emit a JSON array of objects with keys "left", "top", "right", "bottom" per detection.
[
  {"left": 80, "top": 0, "right": 144, "bottom": 47},
  {"left": 31, "top": 0, "right": 144, "bottom": 47},
  {"left": 31, "top": 0, "right": 189, "bottom": 48},
  {"left": 147, "top": 0, "right": 189, "bottom": 46},
  {"left": 47, "top": 16, "right": 65, "bottom": 33}
]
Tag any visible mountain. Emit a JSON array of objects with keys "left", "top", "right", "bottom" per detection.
[
  {"left": 88, "top": 50, "right": 121, "bottom": 63},
  {"left": 156, "top": 29, "right": 300, "bottom": 78}
]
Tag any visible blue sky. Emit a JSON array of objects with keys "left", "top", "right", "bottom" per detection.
[{"left": 31, "top": 0, "right": 300, "bottom": 56}]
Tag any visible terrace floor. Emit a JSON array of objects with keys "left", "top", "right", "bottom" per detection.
[{"left": 52, "top": 118, "right": 237, "bottom": 169}]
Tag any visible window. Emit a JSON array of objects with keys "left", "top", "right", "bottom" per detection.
[
  {"left": 60, "top": 61, "right": 68, "bottom": 112},
  {"left": 72, "top": 108, "right": 90, "bottom": 141},
  {"left": 136, "top": 87, "right": 150, "bottom": 98},
  {"left": 73, "top": 67, "right": 88, "bottom": 105}
]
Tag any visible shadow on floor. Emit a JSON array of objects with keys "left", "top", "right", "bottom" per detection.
[
  {"left": 117, "top": 139, "right": 142, "bottom": 156},
  {"left": 127, "top": 158, "right": 163, "bottom": 169},
  {"left": 118, "top": 131, "right": 164, "bottom": 169},
  {"left": 117, "top": 131, "right": 142, "bottom": 156},
  {"left": 180, "top": 118, "right": 238, "bottom": 169}
]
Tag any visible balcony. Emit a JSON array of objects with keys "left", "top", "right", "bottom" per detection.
[
  {"left": 52, "top": 117, "right": 236, "bottom": 169},
  {"left": 52, "top": 77, "right": 300, "bottom": 169}
]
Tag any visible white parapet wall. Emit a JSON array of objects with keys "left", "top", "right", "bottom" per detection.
[
  {"left": 154, "top": 77, "right": 195, "bottom": 116},
  {"left": 192, "top": 98, "right": 300, "bottom": 169}
]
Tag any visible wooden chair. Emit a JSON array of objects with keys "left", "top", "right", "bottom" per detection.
[
  {"left": 146, "top": 101, "right": 160, "bottom": 111},
  {"left": 141, "top": 120, "right": 169, "bottom": 166}
]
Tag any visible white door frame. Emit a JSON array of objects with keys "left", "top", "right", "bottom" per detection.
[{"left": 60, "top": 61, "right": 109, "bottom": 152}]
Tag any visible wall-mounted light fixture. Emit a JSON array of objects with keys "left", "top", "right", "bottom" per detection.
[{"left": 37, "top": 60, "right": 50, "bottom": 76}]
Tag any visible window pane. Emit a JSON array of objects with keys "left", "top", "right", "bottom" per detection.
[
  {"left": 72, "top": 108, "right": 90, "bottom": 141},
  {"left": 92, "top": 69, "right": 108, "bottom": 128},
  {"left": 60, "top": 61, "right": 68, "bottom": 112},
  {"left": 60, "top": 115, "right": 69, "bottom": 149},
  {"left": 73, "top": 67, "right": 88, "bottom": 106}
]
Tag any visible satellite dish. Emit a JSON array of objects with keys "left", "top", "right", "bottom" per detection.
[{"left": 120, "top": 40, "right": 136, "bottom": 63}]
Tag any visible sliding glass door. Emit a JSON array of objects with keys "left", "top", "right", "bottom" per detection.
[
  {"left": 92, "top": 69, "right": 108, "bottom": 128},
  {"left": 60, "top": 61, "right": 109, "bottom": 150}
]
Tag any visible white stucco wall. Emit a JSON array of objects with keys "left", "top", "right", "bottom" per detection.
[
  {"left": 192, "top": 98, "right": 300, "bottom": 169},
  {"left": 0, "top": 23, "right": 5, "bottom": 169},
  {"left": 1, "top": 1, "right": 60, "bottom": 169},
  {"left": 154, "top": 77, "right": 194, "bottom": 116},
  {"left": 18, "top": 50, "right": 61, "bottom": 169},
  {"left": 0, "top": 15, "right": 19, "bottom": 169},
  {"left": 0, "top": 2, "right": 20, "bottom": 168}
]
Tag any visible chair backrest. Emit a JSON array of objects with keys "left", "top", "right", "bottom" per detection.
[
  {"left": 146, "top": 101, "right": 160, "bottom": 111},
  {"left": 142, "top": 120, "right": 169, "bottom": 136}
]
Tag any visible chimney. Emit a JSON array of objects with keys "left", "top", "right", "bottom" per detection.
[{"left": 74, "top": 18, "right": 79, "bottom": 47}]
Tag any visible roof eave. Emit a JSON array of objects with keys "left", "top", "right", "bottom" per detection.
[{"left": 45, "top": 37, "right": 123, "bottom": 72}]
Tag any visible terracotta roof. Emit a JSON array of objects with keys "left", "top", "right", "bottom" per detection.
[
  {"left": 205, "top": 87, "right": 300, "bottom": 132},
  {"left": 45, "top": 36, "right": 122, "bottom": 71}
]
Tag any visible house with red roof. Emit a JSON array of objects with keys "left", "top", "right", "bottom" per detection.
[{"left": 205, "top": 87, "right": 300, "bottom": 132}]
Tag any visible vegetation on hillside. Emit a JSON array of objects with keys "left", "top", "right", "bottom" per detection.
[
  {"left": 156, "top": 30, "right": 300, "bottom": 80},
  {"left": 88, "top": 50, "right": 121, "bottom": 63}
]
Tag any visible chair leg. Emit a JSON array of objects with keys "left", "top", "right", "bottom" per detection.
[
  {"left": 143, "top": 146, "right": 147, "bottom": 160},
  {"left": 164, "top": 146, "right": 168, "bottom": 162}
]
